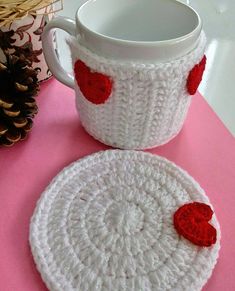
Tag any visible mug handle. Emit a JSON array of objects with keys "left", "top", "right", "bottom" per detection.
[{"left": 42, "top": 17, "right": 76, "bottom": 89}]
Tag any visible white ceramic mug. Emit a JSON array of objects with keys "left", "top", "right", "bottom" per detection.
[{"left": 42, "top": 0, "right": 206, "bottom": 149}]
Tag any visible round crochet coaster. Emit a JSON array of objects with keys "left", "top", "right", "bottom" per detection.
[{"left": 30, "top": 150, "right": 220, "bottom": 291}]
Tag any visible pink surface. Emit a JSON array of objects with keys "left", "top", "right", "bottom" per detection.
[{"left": 0, "top": 78, "right": 235, "bottom": 291}]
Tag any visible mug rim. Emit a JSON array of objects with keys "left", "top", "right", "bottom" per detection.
[{"left": 76, "top": 0, "right": 202, "bottom": 47}]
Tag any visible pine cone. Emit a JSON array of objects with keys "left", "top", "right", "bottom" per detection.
[
  {"left": 0, "top": 52, "right": 39, "bottom": 147},
  {"left": 0, "top": 30, "right": 15, "bottom": 50}
]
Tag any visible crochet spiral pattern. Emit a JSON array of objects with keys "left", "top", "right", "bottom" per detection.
[
  {"left": 30, "top": 150, "right": 220, "bottom": 291},
  {"left": 68, "top": 32, "right": 206, "bottom": 149}
]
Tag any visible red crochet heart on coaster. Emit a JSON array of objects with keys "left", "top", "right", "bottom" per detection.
[
  {"left": 74, "top": 60, "right": 112, "bottom": 104},
  {"left": 174, "top": 202, "right": 217, "bottom": 247},
  {"left": 187, "top": 55, "right": 207, "bottom": 95}
]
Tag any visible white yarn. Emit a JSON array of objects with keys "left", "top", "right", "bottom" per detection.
[
  {"left": 67, "top": 32, "right": 206, "bottom": 150},
  {"left": 30, "top": 150, "right": 220, "bottom": 291}
]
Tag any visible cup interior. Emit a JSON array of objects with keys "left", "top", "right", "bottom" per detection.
[{"left": 78, "top": 0, "right": 199, "bottom": 42}]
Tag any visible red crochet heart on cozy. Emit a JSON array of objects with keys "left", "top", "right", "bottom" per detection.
[
  {"left": 187, "top": 55, "right": 207, "bottom": 95},
  {"left": 174, "top": 202, "right": 217, "bottom": 247},
  {"left": 74, "top": 60, "right": 112, "bottom": 104}
]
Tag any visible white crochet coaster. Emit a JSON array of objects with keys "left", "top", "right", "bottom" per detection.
[{"left": 30, "top": 150, "right": 220, "bottom": 291}]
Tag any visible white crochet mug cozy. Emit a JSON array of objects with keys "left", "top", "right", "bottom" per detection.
[{"left": 42, "top": 0, "right": 206, "bottom": 149}]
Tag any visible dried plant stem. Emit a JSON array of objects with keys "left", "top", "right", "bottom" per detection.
[{"left": 0, "top": 0, "right": 63, "bottom": 27}]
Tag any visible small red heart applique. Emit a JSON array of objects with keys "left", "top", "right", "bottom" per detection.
[
  {"left": 187, "top": 55, "right": 207, "bottom": 95},
  {"left": 174, "top": 202, "right": 217, "bottom": 247},
  {"left": 74, "top": 60, "right": 112, "bottom": 104}
]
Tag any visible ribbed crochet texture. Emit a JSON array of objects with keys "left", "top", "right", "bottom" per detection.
[
  {"left": 30, "top": 150, "right": 220, "bottom": 291},
  {"left": 67, "top": 32, "right": 206, "bottom": 149}
]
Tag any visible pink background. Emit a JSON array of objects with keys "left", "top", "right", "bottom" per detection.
[{"left": 0, "top": 79, "right": 235, "bottom": 291}]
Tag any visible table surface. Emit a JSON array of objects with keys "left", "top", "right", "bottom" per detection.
[{"left": 0, "top": 78, "right": 235, "bottom": 291}]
